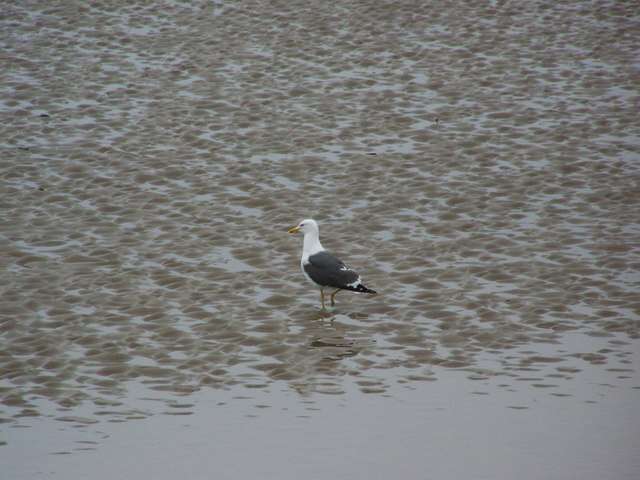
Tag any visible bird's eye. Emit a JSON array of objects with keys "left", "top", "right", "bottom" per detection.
[{"left": 300, "top": 223, "right": 305, "bottom": 227}]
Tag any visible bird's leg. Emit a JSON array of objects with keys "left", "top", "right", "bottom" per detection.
[
  {"left": 320, "top": 288, "right": 326, "bottom": 310},
  {"left": 330, "top": 289, "right": 341, "bottom": 306}
]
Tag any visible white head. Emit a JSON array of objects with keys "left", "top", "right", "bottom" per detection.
[{"left": 288, "top": 218, "right": 319, "bottom": 236}]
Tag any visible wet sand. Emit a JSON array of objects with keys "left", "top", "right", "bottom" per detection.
[{"left": 1, "top": 1, "right": 639, "bottom": 478}]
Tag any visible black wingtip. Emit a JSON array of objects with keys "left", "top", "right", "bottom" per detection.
[{"left": 356, "top": 284, "right": 377, "bottom": 294}]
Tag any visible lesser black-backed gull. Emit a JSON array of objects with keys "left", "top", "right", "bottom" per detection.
[{"left": 288, "top": 219, "right": 376, "bottom": 309}]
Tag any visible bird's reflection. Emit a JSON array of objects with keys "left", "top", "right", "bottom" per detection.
[{"left": 305, "top": 311, "right": 373, "bottom": 361}]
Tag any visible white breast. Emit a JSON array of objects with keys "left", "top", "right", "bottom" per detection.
[{"left": 300, "top": 230, "right": 324, "bottom": 288}]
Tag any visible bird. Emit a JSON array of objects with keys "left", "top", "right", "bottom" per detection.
[{"left": 288, "top": 219, "right": 377, "bottom": 309}]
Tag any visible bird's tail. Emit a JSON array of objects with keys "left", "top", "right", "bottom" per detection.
[{"left": 345, "top": 284, "right": 377, "bottom": 295}]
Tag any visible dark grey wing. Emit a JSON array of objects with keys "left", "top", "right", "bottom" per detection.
[{"left": 304, "top": 251, "right": 359, "bottom": 289}]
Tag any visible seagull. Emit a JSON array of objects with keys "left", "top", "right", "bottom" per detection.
[{"left": 288, "top": 219, "right": 377, "bottom": 309}]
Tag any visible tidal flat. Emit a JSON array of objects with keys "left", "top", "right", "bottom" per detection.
[{"left": 1, "top": 1, "right": 639, "bottom": 479}]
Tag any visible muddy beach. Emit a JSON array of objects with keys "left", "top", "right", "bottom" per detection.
[{"left": 1, "top": 1, "right": 639, "bottom": 479}]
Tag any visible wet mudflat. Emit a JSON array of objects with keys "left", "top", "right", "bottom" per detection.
[{"left": 1, "top": 1, "right": 639, "bottom": 479}]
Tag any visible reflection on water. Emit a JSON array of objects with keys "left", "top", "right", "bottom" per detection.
[{"left": 1, "top": 0, "right": 639, "bottom": 465}]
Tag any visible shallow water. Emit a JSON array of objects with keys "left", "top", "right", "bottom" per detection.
[{"left": 1, "top": 1, "right": 639, "bottom": 478}]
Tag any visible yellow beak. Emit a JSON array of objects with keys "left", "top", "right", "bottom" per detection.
[{"left": 288, "top": 225, "right": 301, "bottom": 234}]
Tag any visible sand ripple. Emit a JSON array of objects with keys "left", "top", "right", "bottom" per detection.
[{"left": 1, "top": 1, "right": 638, "bottom": 432}]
